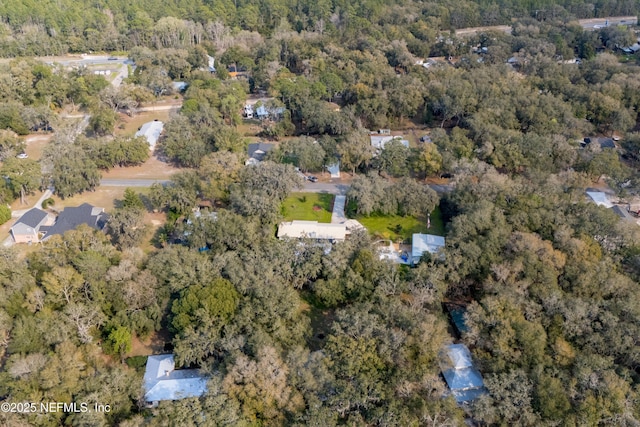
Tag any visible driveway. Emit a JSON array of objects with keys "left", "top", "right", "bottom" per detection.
[{"left": 331, "top": 195, "right": 347, "bottom": 223}]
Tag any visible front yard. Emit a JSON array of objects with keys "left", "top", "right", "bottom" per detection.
[{"left": 281, "top": 193, "right": 334, "bottom": 222}]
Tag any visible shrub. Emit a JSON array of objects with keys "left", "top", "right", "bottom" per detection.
[
  {"left": 41, "top": 198, "right": 54, "bottom": 209},
  {"left": 0, "top": 205, "right": 10, "bottom": 225}
]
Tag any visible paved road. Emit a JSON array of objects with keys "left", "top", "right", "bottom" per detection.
[
  {"left": 295, "top": 182, "right": 350, "bottom": 195},
  {"left": 455, "top": 15, "right": 637, "bottom": 36},
  {"left": 42, "top": 55, "right": 129, "bottom": 67},
  {"left": 100, "top": 179, "right": 170, "bottom": 187}
]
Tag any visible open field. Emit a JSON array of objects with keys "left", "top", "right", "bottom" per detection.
[{"left": 281, "top": 192, "right": 334, "bottom": 222}]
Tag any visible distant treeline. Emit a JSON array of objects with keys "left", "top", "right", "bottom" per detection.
[{"left": 0, "top": 0, "right": 637, "bottom": 56}]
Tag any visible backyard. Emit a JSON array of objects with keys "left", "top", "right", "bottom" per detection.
[
  {"left": 356, "top": 205, "right": 445, "bottom": 242},
  {"left": 281, "top": 192, "right": 334, "bottom": 222}
]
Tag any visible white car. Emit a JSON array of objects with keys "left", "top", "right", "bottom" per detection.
[{"left": 16, "top": 153, "right": 28, "bottom": 159}]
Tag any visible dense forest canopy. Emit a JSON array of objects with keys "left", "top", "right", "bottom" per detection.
[
  {"left": 0, "top": 0, "right": 639, "bottom": 56},
  {"left": 1, "top": 0, "right": 640, "bottom": 423}
]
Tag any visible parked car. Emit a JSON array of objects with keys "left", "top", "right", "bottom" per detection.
[
  {"left": 16, "top": 153, "right": 28, "bottom": 159},
  {"left": 307, "top": 176, "right": 318, "bottom": 183},
  {"left": 107, "top": 56, "right": 118, "bottom": 60}
]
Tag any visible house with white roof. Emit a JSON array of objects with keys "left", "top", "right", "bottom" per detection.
[
  {"left": 143, "top": 354, "right": 208, "bottom": 407},
  {"left": 412, "top": 233, "right": 445, "bottom": 263},
  {"left": 585, "top": 190, "right": 613, "bottom": 208},
  {"left": 440, "top": 344, "right": 486, "bottom": 403},
  {"left": 135, "top": 120, "right": 164, "bottom": 151},
  {"left": 370, "top": 135, "right": 410, "bottom": 150},
  {"left": 277, "top": 220, "right": 347, "bottom": 241}
]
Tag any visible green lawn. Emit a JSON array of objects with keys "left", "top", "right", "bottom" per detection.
[
  {"left": 281, "top": 193, "right": 334, "bottom": 222},
  {"left": 356, "top": 205, "right": 445, "bottom": 242}
]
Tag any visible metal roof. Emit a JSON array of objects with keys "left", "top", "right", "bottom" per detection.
[
  {"left": 412, "top": 233, "right": 445, "bottom": 258},
  {"left": 135, "top": 121, "right": 164, "bottom": 149},
  {"left": 586, "top": 191, "right": 613, "bottom": 208},
  {"left": 144, "top": 354, "right": 208, "bottom": 403},
  {"left": 278, "top": 220, "right": 347, "bottom": 240},
  {"left": 440, "top": 344, "right": 486, "bottom": 403}
]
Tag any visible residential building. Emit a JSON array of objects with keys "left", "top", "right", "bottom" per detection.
[
  {"left": 172, "top": 82, "right": 188, "bottom": 92},
  {"left": 135, "top": 120, "right": 164, "bottom": 151},
  {"left": 412, "top": 233, "right": 445, "bottom": 263},
  {"left": 277, "top": 220, "right": 347, "bottom": 241},
  {"left": 256, "top": 105, "right": 285, "bottom": 121},
  {"left": 10, "top": 208, "right": 55, "bottom": 243},
  {"left": 586, "top": 190, "right": 613, "bottom": 208},
  {"left": 370, "top": 135, "right": 410, "bottom": 150},
  {"left": 440, "top": 344, "right": 486, "bottom": 403},
  {"left": 246, "top": 142, "right": 275, "bottom": 165},
  {"left": 611, "top": 205, "right": 635, "bottom": 222},
  {"left": 40, "top": 203, "right": 108, "bottom": 241},
  {"left": 143, "top": 354, "right": 208, "bottom": 407}
]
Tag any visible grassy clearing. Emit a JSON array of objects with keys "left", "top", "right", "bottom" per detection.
[
  {"left": 115, "top": 110, "right": 174, "bottom": 137},
  {"left": 281, "top": 192, "right": 334, "bottom": 222},
  {"left": 355, "top": 205, "right": 445, "bottom": 242},
  {"left": 50, "top": 187, "right": 152, "bottom": 212}
]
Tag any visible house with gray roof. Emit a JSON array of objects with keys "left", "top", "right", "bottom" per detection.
[
  {"left": 144, "top": 354, "right": 208, "bottom": 407},
  {"left": 11, "top": 208, "right": 55, "bottom": 243},
  {"left": 40, "top": 203, "right": 108, "bottom": 241},
  {"left": 610, "top": 205, "right": 636, "bottom": 222},
  {"left": 246, "top": 142, "right": 275, "bottom": 165}
]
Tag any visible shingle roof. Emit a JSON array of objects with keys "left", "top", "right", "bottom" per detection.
[
  {"left": 611, "top": 205, "right": 635, "bottom": 221},
  {"left": 247, "top": 142, "right": 275, "bottom": 161},
  {"left": 41, "top": 203, "right": 107, "bottom": 239},
  {"left": 15, "top": 208, "right": 48, "bottom": 228}
]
